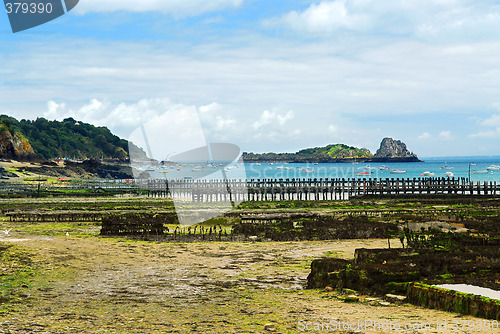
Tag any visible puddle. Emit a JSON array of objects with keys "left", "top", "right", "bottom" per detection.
[{"left": 434, "top": 284, "right": 500, "bottom": 300}]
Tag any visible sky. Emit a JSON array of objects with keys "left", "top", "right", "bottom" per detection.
[{"left": 2, "top": 0, "right": 500, "bottom": 157}]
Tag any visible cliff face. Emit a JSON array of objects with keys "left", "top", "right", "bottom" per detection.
[
  {"left": 374, "top": 137, "right": 417, "bottom": 159},
  {"left": 0, "top": 125, "right": 36, "bottom": 160}
]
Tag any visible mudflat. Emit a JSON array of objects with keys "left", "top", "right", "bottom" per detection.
[{"left": 0, "top": 235, "right": 496, "bottom": 334}]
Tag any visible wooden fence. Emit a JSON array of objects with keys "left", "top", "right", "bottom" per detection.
[
  {"left": 1, "top": 177, "right": 500, "bottom": 201},
  {"left": 162, "top": 177, "right": 500, "bottom": 202}
]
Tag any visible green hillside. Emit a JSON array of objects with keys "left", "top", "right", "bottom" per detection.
[
  {"left": 243, "top": 144, "right": 373, "bottom": 163},
  {"left": 0, "top": 115, "right": 137, "bottom": 160}
]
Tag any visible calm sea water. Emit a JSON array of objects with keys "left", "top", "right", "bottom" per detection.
[
  {"left": 150, "top": 156, "right": 500, "bottom": 182},
  {"left": 238, "top": 156, "right": 500, "bottom": 181}
]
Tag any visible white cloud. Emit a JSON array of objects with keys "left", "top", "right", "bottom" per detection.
[
  {"left": 214, "top": 116, "right": 236, "bottom": 131},
  {"left": 43, "top": 98, "right": 192, "bottom": 139},
  {"left": 328, "top": 124, "right": 339, "bottom": 133},
  {"left": 265, "top": 0, "right": 500, "bottom": 40},
  {"left": 264, "top": 0, "right": 368, "bottom": 34},
  {"left": 480, "top": 113, "right": 500, "bottom": 127},
  {"left": 438, "top": 131, "right": 454, "bottom": 140},
  {"left": 252, "top": 109, "right": 294, "bottom": 130},
  {"left": 469, "top": 108, "right": 500, "bottom": 138},
  {"left": 199, "top": 103, "right": 224, "bottom": 114},
  {"left": 417, "top": 132, "right": 432, "bottom": 140},
  {"left": 75, "top": 0, "right": 243, "bottom": 17},
  {"left": 40, "top": 98, "right": 304, "bottom": 153},
  {"left": 469, "top": 129, "right": 500, "bottom": 138},
  {"left": 45, "top": 101, "right": 66, "bottom": 119}
]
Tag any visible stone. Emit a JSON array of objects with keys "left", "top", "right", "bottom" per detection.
[
  {"left": 343, "top": 295, "right": 360, "bottom": 303},
  {"left": 264, "top": 323, "right": 277, "bottom": 332},
  {"left": 385, "top": 294, "right": 406, "bottom": 302}
]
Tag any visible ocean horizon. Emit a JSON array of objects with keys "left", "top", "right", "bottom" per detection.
[{"left": 149, "top": 156, "right": 500, "bottom": 182}]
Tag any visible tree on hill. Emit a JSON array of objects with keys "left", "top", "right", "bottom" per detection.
[{"left": 0, "top": 115, "right": 141, "bottom": 160}]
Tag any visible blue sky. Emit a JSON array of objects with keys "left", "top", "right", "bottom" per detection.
[{"left": 2, "top": 0, "right": 500, "bottom": 157}]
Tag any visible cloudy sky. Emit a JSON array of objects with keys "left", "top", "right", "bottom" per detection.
[{"left": 2, "top": 0, "right": 500, "bottom": 157}]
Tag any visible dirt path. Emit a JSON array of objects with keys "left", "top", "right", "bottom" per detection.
[{"left": 0, "top": 236, "right": 498, "bottom": 333}]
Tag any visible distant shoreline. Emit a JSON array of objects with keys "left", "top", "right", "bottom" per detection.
[{"left": 242, "top": 157, "right": 422, "bottom": 164}]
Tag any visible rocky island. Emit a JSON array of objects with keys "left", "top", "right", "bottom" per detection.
[{"left": 243, "top": 137, "right": 420, "bottom": 163}]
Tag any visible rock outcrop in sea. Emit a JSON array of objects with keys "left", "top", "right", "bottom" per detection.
[{"left": 373, "top": 137, "right": 419, "bottom": 162}]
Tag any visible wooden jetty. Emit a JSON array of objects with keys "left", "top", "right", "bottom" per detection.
[
  {"left": 1, "top": 177, "right": 500, "bottom": 201},
  {"left": 160, "top": 177, "right": 500, "bottom": 202}
]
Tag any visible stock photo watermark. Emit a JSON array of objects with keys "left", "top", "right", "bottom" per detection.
[
  {"left": 4, "top": 0, "right": 79, "bottom": 33},
  {"left": 297, "top": 319, "right": 499, "bottom": 332},
  {"left": 128, "top": 109, "right": 247, "bottom": 226}
]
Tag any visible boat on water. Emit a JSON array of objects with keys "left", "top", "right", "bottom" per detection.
[
  {"left": 486, "top": 165, "right": 500, "bottom": 171},
  {"left": 473, "top": 170, "right": 489, "bottom": 174},
  {"left": 360, "top": 165, "right": 376, "bottom": 170},
  {"left": 355, "top": 171, "right": 372, "bottom": 176},
  {"left": 445, "top": 171, "right": 454, "bottom": 177},
  {"left": 379, "top": 165, "right": 389, "bottom": 170},
  {"left": 276, "top": 165, "right": 293, "bottom": 170},
  {"left": 390, "top": 169, "right": 407, "bottom": 174},
  {"left": 422, "top": 171, "right": 434, "bottom": 177},
  {"left": 440, "top": 163, "right": 453, "bottom": 170}
]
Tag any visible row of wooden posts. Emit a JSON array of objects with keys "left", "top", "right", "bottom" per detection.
[
  {"left": 145, "top": 177, "right": 500, "bottom": 202},
  {"left": 2, "top": 177, "right": 500, "bottom": 201}
]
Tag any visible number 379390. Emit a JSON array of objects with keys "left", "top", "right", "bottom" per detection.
[{"left": 5, "top": 2, "right": 53, "bottom": 14}]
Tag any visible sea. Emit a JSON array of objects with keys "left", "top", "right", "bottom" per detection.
[{"left": 149, "top": 156, "right": 500, "bottom": 182}]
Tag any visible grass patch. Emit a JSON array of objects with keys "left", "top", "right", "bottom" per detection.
[{"left": 0, "top": 243, "right": 38, "bottom": 313}]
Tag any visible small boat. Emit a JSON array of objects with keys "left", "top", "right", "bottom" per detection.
[
  {"left": 360, "top": 165, "right": 376, "bottom": 170},
  {"left": 274, "top": 166, "right": 293, "bottom": 170},
  {"left": 145, "top": 167, "right": 156, "bottom": 172},
  {"left": 191, "top": 166, "right": 204, "bottom": 172},
  {"left": 486, "top": 165, "right": 500, "bottom": 171},
  {"left": 390, "top": 169, "right": 407, "bottom": 174},
  {"left": 445, "top": 171, "right": 454, "bottom": 177},
  {"left": 422, "top": 171, "right": 434, "bottom": 176},
  {"left": 473, "top": 170, "right": 488, "bottom": 174},
  {"left": 379, "top": 165, "right": 389, "bottom": 170},
  {"left": 440, "top": 163, "right": 453, "bottom": 170},
  {"left": 355, "top": 171, "right": 372, "bottom": 176}
]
